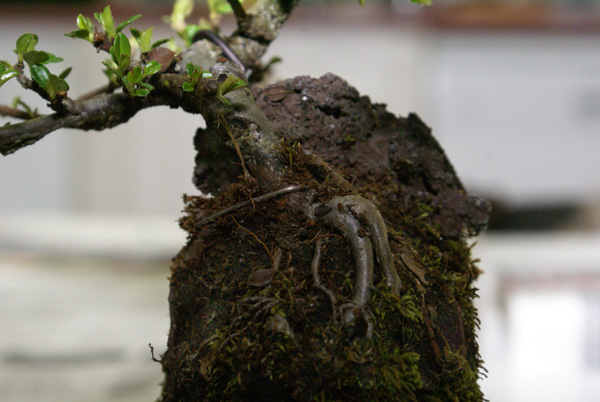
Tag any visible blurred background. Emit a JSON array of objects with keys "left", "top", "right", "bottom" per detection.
[{"left": 1, "top": 0, "right": 600, "bottom": 401}]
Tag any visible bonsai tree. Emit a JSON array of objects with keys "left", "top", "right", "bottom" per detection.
[{"left": 0, "top": 1, "right": 490, "bottom": 401}]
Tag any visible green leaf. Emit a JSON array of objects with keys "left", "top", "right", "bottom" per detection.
[
  {"left": 150, "top": 38, "right": 170, "bottom": 50},
  {"left": 201, "top": 71, "right": 213, "bottom": 79},
  {"left": 182, "top": 24, "right": 201, "bottom": 46},
  {"left": 143, "top": 61, "right": 161, "bottom": 76},
  {"left": 208, "top": 0, "right": 235, "bottom": 15},
  {"left": 24, "top": 51, "right": 63, "bottom": 66},
  {"left": 133, "top": 88, "right": 150, "bottom": 97},
  {"left": 110, "top": 33, "right": 131, "bottom": 73},
  {"left": 46, "top": 74, "right": 69, "bottom": 99},
  {"left": 77, "top": 14, "right": 94, "bottom": 32},
  {"left": 169, "top": 0, "right": 193, "bottom": 32},
  {"left": 411, "top": 0, "right": 432, "bottom": 4},
  {"left": 185, "top": 62, "right": 196, "bottom": 78},
  {"left": 29, "top": 63, "right": 51, "bottom": 91},
  {"left": 126, "top": 66, "right": 143, "bottom": 84},
  {"left": 42, "top": 52, "right": 64, "bottom": 64},
  {"left": 116, "top": 14, "right": 142, "bottom": 34},
  {"left": 358, "top": 0, "right": 365, "bottom": 5},
  {"left": 182, "top": 82, "right": 195, "bottom": 92},
  {"left": 94, "top": 5, "right": 116, "bottom": 39},
  {"left": 23, "top": 50, "right": 49, "bottom": 66},
  {"left": 59, "top": 67, "right": 72, "bottom": 80},
  {"left": 15, "top": 33, "right": 38, "bottom": 63},
  {"left": 102, "top": 60, "right": 122, "bottom": 80},
  {"left": 65, "top": 29, "right": 92, "bottom": 41},
  {"left": 137, "top": 81, "right": 154, "bottom": 91},
  {"left": 219, "top": 75, "right": 247, "bottom": 95},
  {"left": 0, "top": 69, "right": 19, "bottom": 88},
  {"left": 131, "top": 26, "right": 154, "bottom": 53},
  {"left": 0, "top": 60, "right": 12, "bottom": 71}
]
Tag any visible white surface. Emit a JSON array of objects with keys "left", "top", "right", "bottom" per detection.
[
  {"left": 0, "top": 255, "right": 170, "bottom": 402},
  {"left": 0, "top": 211, "right": 186, "bottom": 259},
  {"left": 475, "top": 232, "right": 600, "bottom": 402}
]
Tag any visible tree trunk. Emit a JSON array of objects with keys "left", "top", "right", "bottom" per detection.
[{"left": 160, "top": 73, "right": 490, "bottom": 402}]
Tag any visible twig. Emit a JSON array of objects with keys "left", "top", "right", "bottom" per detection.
[
  {"left": 197, "top": 185, "right": 308, "bottom": 227},
  {"left": 0, "top": 105, "right": 41, "bottom": 120},
  {"left": 232, "top": 216, "right": 272, "bottom": 258},
  {"left": 77, "top": 83, "right": 117, "bottom": 101},
  {"left": 218, "top": 113, "right": 249, "bottom": 177},
  {"left": 148, "top": 343, "right": 162, "bottom": 363}
]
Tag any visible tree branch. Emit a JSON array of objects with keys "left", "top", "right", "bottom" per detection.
[
  {"left": 227, "top": 0, "right": 247, "bottom": 22},
  {"left": 227, "top": 0, "right": 301, "bottom": 70},
  {"left": 0, "top": 93, "right": 143, "bottom": 155}
]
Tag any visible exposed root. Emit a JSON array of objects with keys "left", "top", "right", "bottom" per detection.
[
  {"left": 307, "top": 194, "right": 402, "bottom": 337},
  {"left": 336, "top": 196, "right": 401, "bottom": 294},
  {"left": 310, "top": 237, "right": 337, "bottom": 320}
]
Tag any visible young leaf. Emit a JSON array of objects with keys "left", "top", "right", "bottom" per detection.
[
  {"left": 102, "top": 60, "right": 122, "bottom": 80},
  {"left": 23, "top": 50, "right": 49, "bottom": 66},
  {"left": 182, "top": 82, "right": 195, "bottom": 92},
  {"left": 168, "top": 0, "right": 194, "bottom": 32},
  {"left": 0, "top": 69, "right": 19, "bottom": 88},
  {"left": 137, "top": 81, "right": 154, "bottom": 91},
  {"left": 131, "top": 26, "right": 154, "bottom": 53},
  {"left": 94, "top": 5, "right": 116, "bottom": 39},
  {"left": 219, "top": 75, "right": 247, "bottom": 95},
  {"left": 116, "top": 14, "right": 142, "bottom": 34},
  {"left": 127, "top": 66, "right": 143, "bottom": 84},
  {"left": 59, "top": 67, "right": 72, "bottom": 80},
  {"left": 411, "top": 0, "right": 432, "bottom": 4},
  {"left": 110, "top": 33, "right": 131, "bottom": 73},
  {"left": 150, "top": 38, "right": 170, "bottom": 50},
  {"left": 133, "top": 88, "right": 150, "bottom": 97},
  {"left": 29, "top": 63, "right": 51, "bottom": 91},
  {"left": 46, "top": 74, "right": 69, "bottom": 99},
  {"left": 15, "top": 33, "right": 38, "bottom": 63},
  {"left": 208, "top": 0, "right": 235, "bottom": 15},
  {"left": 182, "top": 24, "right": 201, "bottom": 46},
  {"left": 65, "top": 29, "right": 93, "bottom": 42},
  {"left": 41, "top": 53, "right": 64, "bottom": 64},
  {"left": 77, "top": 14, "right": 94, "bottom": 32},
  {"left": 143, "top": 61, "right": 161, "bottom": 77}
]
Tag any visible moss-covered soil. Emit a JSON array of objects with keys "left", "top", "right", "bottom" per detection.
[{"left": 160, "top": 74, "right": 490, "bottom": 402}]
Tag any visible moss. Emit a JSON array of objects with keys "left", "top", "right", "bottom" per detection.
[{"left": 161, "top": 75, "right": 488, "bottom": 402}]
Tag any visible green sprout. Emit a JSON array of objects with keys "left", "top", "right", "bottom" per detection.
[
  {"left": 182, "top": 62, "right": 213, "bottom": 92},
  {"left": 130, "top": 27, "right": 169, "bottom": 54},
  {"left": 65, "top": 6, "right": 141, "bottom": 44},
  {"left": 121, "top": 61, "right": 161, "bottom": 97},
  {"left": 217, "top": 75, "right": 247, "bottom": 105},
  {"left": 103, "top": 33, "right": 161, "bottom": 98}
]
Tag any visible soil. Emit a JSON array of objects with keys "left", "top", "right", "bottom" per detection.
[{"left": 160, "top": 73, "right": 490, "bottom": 402}]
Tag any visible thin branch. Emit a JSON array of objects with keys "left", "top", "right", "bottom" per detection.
[
  {"left": 0, "top": 105, "right": 41, "bottom": 120},
  {"left": 197, "top": 185, "right": 308, "bottom": 227},
  {"left": 226, "top": 0, "right": 247, "bottom": 22}
]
